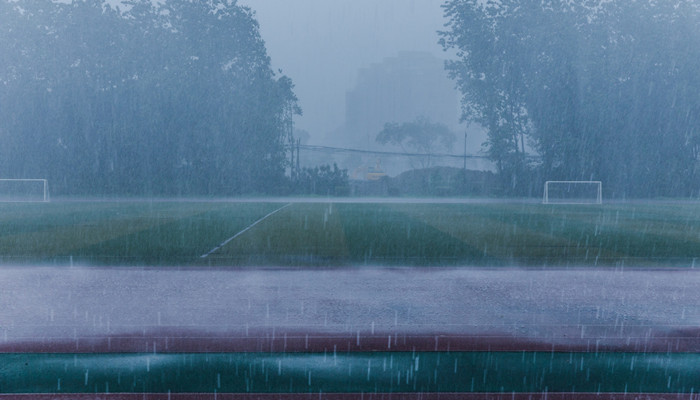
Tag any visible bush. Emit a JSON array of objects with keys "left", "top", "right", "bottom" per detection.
[
  {"left": 387, "top": 167, "right": 499, "bottom": 197},
  {"left": 294, "top": 164, "right": 349, "bottom": 196}
]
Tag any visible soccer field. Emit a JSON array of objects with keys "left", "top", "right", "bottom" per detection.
[
  {"left": 2, "top": 199, "right": 700, "bottom": 398},
  {"left": 2, "top": 199, "right": 700, "bottom": 267}
]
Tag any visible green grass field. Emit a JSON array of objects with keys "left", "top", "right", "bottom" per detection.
[{"left": 2, "top": 200, "right": 700, "bottom": 267}]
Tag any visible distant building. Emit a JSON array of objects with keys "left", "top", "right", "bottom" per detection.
[
  {"left": 313, "top": 51, "right": 492, "bottom": 176},
  {"left": 342, "top": 51, "right": 463, "bottom": 149}
]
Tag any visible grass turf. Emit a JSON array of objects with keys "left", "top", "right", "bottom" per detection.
[
  {"left": 1, "top": 200, "right": 700, "bottom": 267},
  {"left": 0, "top": 201, "right": 282, "bottom": 265}
]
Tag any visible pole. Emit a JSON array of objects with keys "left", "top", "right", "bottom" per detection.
[
  {"left": 463, "top": 130, "right": 468, "bottom": 170},
  {"left": 296, "top": 138, "right": 300, "bottom": 178}
]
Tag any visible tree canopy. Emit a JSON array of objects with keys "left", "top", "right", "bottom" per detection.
[
  {"left": 0, "top": 0, "right": 299, "bottom": 196},
  {"left": 440, "top": 0, "right": 700, "bottom": 197},
  {"left": 376, "top": 117, "right": 456, "bottom": 169}
]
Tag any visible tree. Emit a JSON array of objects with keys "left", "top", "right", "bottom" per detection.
[
  {"left": 439, "top": 0, "right": 540, "bottom": 193},
  {"left": 295, "top": 164, "right": 349, "bottom": 196},
  {"left": 0, "top": 0, "right": 300, "bottom": 196},
  {"left": 376, "top": 117, "right": 456, "bottom": 169},
  {"left": 440, "top": 0, "right": 700, "bottom": 197}
]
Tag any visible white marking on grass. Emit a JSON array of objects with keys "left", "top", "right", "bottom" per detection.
[{"left": 200, "top": 203, "right": 292, "bottom": 258}]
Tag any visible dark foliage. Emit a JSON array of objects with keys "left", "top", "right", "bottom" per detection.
[
  {"left": 387, "top": 167, "right": 499, "bottom": 197},
  {"left": 441, "top": 0, "right": 700, "bottom": 197},
  {"left": 294, "top": 164, "right": 350, "bottom": 196},
  {"left": 0, "top": 0, "right": 299, "bottom": 196}
]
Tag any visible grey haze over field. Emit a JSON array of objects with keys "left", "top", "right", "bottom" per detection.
[
  {"left": 238, "top": 0, "right": 453, "bottom": 143},
  {"left": 94, "top": 0, "right": 456, "bottom": 144},
  {"left": 5, "top": 0, "right": 699, "bottom": 196}
]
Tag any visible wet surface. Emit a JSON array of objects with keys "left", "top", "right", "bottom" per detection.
[{"left": 1, "top": 267, "right": 697, "bottom": 353}]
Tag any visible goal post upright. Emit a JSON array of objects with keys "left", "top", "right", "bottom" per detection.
[{"left": 543, "top": 180, "right": 602, "bottom": 205}]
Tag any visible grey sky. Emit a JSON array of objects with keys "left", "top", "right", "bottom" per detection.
[{"left": 238, "top": 0, "right": 450, "bottom": 143}]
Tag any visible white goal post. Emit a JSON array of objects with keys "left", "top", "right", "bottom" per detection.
[
  {"left": 543, "top": 181, "right": 602, "bottom": 204},
  {"left": 0, "top": 179, "right": 50, "bottom": 202}
]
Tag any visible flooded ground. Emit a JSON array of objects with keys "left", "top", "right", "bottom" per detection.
[
  {"left": 1, "top": 266, "right": 697, "bottom": 353},
  {"left": 2, "top": 266, "right": 699, "bottom": 396}
]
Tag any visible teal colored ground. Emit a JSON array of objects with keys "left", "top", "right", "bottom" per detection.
[
  {"left": 1, "top": 352, "right": 698, "bottom": 394},
  {"left": 1, "top": 200, "right": 700, "bottom": 267}
]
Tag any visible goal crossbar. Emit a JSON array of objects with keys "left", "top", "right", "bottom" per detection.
[{"left": 543, "top": 180, "right": 602, "bottom": 204}]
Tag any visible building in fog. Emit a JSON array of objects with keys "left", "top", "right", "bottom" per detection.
[
  {"left": 341, "top": 51, "right": 462, "bottom": 149},
  {"left": 313, "top": 51, "right": 490, "bottom": 176}
]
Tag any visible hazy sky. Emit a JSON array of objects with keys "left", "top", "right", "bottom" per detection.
[{"left": 238, "top": 0, "right": 450, "bottom": 143}]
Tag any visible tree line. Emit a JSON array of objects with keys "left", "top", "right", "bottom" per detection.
[
  {"left": 0, "top": 0, "right": 299, "bottom": 196},
  {"left": 441, "top": 0, "right": 700, "bottom": 197}
]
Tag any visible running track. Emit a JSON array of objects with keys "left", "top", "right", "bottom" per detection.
[{"left": 0, "top": 267, "right": 698, "bottom": 398}]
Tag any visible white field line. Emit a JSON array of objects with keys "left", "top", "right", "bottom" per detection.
[{"left": 200, "top": 203, "right": 292, "bottom": 259}]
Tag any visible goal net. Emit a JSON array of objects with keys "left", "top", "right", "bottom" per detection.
[
  {"left": 543, "top": 181, "right": 602, "bottom": 204},
  {"left": 0, "top": 179, "right": 50, "bottom": 202}
]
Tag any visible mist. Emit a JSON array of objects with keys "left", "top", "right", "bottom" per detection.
[
  {"left": 1, "top": 0, "right": 699, "bottom": 198},
  {"left": 3, "top": 2, "right": 700, "bottom": 395},
  {"left": 239, "top": 0, "right": 452, "bottom": 142}
]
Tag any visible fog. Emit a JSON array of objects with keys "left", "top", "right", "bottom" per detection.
[
  {"left": 239, "top": 0, "right": 451, "bottom": 142},
  {"left": 238, "top": 0, "right": 492, "bottom": 178},
  {"left": 2, "top": 1, "right": 700, "bottom": 395},
  {"left": 1, "top": 0, "right": 699, "bottom": 197}
]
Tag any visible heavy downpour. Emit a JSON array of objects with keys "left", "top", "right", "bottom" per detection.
[{"left": 0, "top": 0, "right": 699, "bottom": 398}]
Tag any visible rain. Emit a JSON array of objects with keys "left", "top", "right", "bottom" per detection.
[{"left": 1, "top": 0, "right": 700, "bottom": 398}]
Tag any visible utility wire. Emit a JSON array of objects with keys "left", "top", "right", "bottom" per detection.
[{"left": 298, "top": 144, "right": 491, "bottom": 159}]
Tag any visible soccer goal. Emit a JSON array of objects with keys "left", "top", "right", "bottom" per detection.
[
  {"left": 543, "top": 181, "right": 602, "bottom": 204},
  {"left": 0, "top": 179, "right": 50, "bottom": 202}
]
